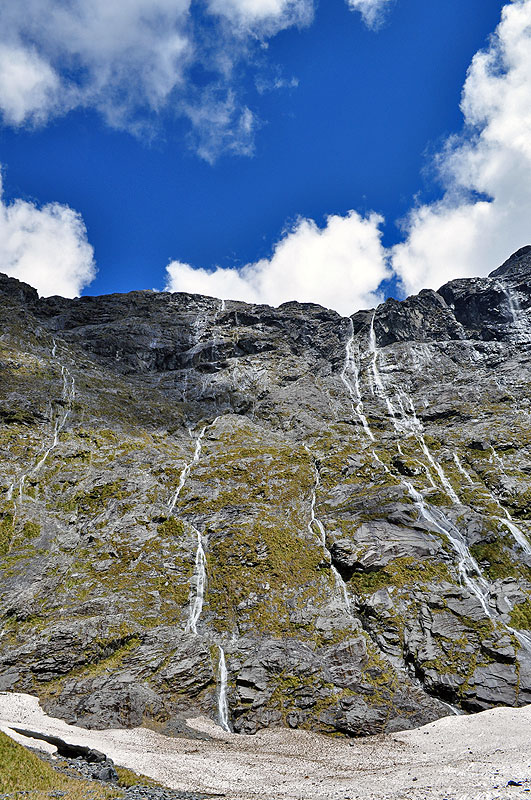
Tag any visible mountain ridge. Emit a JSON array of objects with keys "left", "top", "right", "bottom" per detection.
[{"left": 1, "top": 248, "right": 531, "bottom": 738}]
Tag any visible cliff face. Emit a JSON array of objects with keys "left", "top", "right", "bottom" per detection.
[{"left": 1, "top": 246, "right": 531, "bottom": 737}]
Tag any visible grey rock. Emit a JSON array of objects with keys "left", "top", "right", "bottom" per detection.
[{"left": 1, "top": 247, "right": 531, "bottom": 738}]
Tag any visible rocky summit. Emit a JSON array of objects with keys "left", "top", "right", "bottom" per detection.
[{"left": 1, "top": 246, "right": 531, "bottom": 739}]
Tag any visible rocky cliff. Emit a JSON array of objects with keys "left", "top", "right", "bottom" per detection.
[{"left": 1, "top": 246, "right": 531, "bottom": 738}]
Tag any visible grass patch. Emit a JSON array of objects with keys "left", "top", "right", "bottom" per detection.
[
  {"left": 510, "top": 599, "right": 531, "bottom": 630},
  {"left": 115, "top": 765, "right": 162, "bottom": 788},
  {"left": 0, "top": 731, "right": 122, "bottom": 798}
]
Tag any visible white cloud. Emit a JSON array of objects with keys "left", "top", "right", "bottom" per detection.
[
  {"left": 392, "top": 0, "right": 531, "bottom": 295},
  {"left": 0, "top": 1, "right": 193, "bottom": 129},
  {"left": 0, "top": 171, "right": 95, "bottom": 298},
  {"left": 346, "top": 0, "right": 394, "bottom": 30},
  {"left": 206, "top": 0, "right": 313, "bottom": 33},
  {"left": 0, "top": 0, "right": 313, "bottom": 157},
  {"left": 165, "top": 211, "right": 389, "bottom": 315},
  {"left": 183, "top": 92, "right": 256, "bottom": 163},
  {"left": 0, "top": 44, "right": 60, "bottom": 126}
]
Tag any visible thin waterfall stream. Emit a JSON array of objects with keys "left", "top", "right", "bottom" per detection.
[
  {"left": 168, "top": 425, "right": 208, "bottom": 513},
  {"left": 185, "top": 528, "right": 208, "bottom": 635},
  {"left": 12, "top": 340, "right": 76, "bottom": 507},
  {"left": 33, "top": 342, "right": 76, "bottom": 476},
  {"left": 308, "top": 465, "right": 351, "bottom": 613},
  {"left": 165, "top": 414, "right": 234, "bottom": 726},
  {"left": 360, "top": 315, "right": 531, "bottom": 658},
  {"left": 217, "top": 646, "right": 231, "bottom": 732},
  {"left": 340, "top": 319, "right": 374, "bottom": 441}
]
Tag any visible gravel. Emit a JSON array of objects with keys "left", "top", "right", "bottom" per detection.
[{"left": 2, "top": 692, "right": 531, "bottom": 800}]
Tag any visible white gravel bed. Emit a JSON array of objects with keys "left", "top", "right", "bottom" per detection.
[{"left": 1, "top": 692, "right": 530, "bottom": 800}]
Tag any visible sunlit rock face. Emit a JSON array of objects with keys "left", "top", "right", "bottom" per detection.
[{"left": 1, "top": 247, "right": 531, "bottom": 737}]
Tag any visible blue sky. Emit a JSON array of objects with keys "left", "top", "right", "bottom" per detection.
[{"left": 0, "top": 0, "right": 530, "bottom": 314}]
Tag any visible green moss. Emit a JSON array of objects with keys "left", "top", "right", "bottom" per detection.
[
  {"left": 207, "top": 519, "right": 324, "bottom": 635},
  {"left": 76, "top": 635, "right": 142, "bottom": 679},
  {"left": 423, "top": 645, "right": 477, "bottom": 680},
  {"left": 425, "top": 490, "right": 450, "bottom": 507},
  {"left": 22, "top": 521, "right": 41, "bottom": 539},
  {"left": 0, "top": 510, "right": 14, "bottom": 555},
  {"left": 0, "top": 406, "right": 36, "bottom": 426},
  {"left": 74, "top": 480, "right": 131, "bottom": 514},
  {"left": 470, "top": 537, "right": 525, "bottom": 581},
  {"left": 507, "top": 487, "right": 531, "bottom": 520},
  {"left": 269, "top": 670, "right": 339, "bottom": 724},
  {"left": 361, "top": 637, "right": 399, "bottom": 701},
  {"left": 115, "top": 766, "right": 162, "bottom": 789},
  {"left": 423, "top": 434, "right": 442, "bottom": 451},
  {"left": 510, "top": 599, "right": 531, "bottom": 631},
  {"left": 157, "top": 517, "right": 185, "bottom": 537},
  {"left": 349, "top": 556, "right": 451, "bottom": 596}
]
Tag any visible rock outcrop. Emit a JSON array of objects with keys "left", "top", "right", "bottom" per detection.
[{"left": 1, "top": 247, "right": 531, "bottom": 737}]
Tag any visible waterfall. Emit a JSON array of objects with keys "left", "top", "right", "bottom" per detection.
[
  {"left": 498, "top": 518, "right": 531, "bottom": 559},
  {"left": 419, "top": 439, "right": 460, "bottom": 505},
  {"left": 217, "top": 646, "right": 231, "bottom": 732},
  {"left": 484, "top": 448, "right": 531, "bottom": 556},
  {"left": 497, "top": 280, "right": 531, "bottom": 341},
  {"left": 185, "top": 528, "right": 208, "bottom": 634},
  {"left": 361, "top": 319, "right": 500, "bottom": 631},
  {"left": 340, "top": 319, "right": 374, "bottom": 440},
  {"left": 368, "top": 311, "right": 387, "bottom": 398},
  {"left": 498, "top": 280, "right": 521, "bottom": 327},
  {"left": 453, "top": 453, "right": 474, "bottom": 485},
  {"left": 395, "top": 391, "right": 460, "bottom": 505},
  {"left": 167, "top": 418, "right": 218, "bottom": 635},
  {"left": 168, "top": 426, "right": 208, "bottom": 512},
  {"left": 508, "top": 628, "right": 531, "bottom": 655},
  {"left": 308, "top": 467, "right": 352, "bottom": 613},
  {"left": 31, "top": 344, "right": 76, "bottom": 479},
  {"left": 404, "top": 481, "right": 492, "bottom": 617}
]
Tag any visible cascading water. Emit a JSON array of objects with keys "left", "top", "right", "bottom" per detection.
[
  {"left": 497, "top": 280, "right": 521, "bottom": 328},
  {"left": 308, "top": 467, "right": 351, "bottom": 612},
  {"left": 404, "top": 481, "right": 492, "bottom": 617},
  {"left": 495, "top": 279, "right": 531, "bottom": 342},
  {"left": 395, "top": 391, "right": 461, "bottom": 505},
  {"left": 167, "top": 420, "right": 218, "bottom": 634},
  {"left": 169, "top": 426, "right": 208, "bottom": 513},
  {"left": 404, "top": 484, "right": 531, "bottom": 655},
  {"left": 28, "top": 341, "right": 76, "bottom": 481},
  {"left": 340, "top": 319, "right": 374, "bottom": 440},
  {"left": 498, "top": 518, "right": 531, "bottom": 559},
  {"left": 217, "top": 645, "right": 231, "bottom": 732},
  {"left": 482, "top": 448, "right": 531, "bottom": 557},
  {"left": 361, "top": 319, "right": 501, "bottom": 629},
  {"left": 185, "top": 528, "right": 208, "bottom": 634},
  {"left": 453, "top": 453, "right": 474, "bottom": 485},
  {"left": 367, "top": 311, "right": 387, "bottom": 399}
]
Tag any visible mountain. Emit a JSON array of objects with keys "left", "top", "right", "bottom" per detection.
[{"left": 1, "top": 246, "right": 531, "bottom": 738}]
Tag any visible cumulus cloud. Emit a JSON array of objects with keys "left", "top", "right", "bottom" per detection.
[
  {"left": 0, "top": 1, "right": 192, "bottom": 129},
  {"left": 165, "top": 211, "right": 389, "bottom": 315},
  {"left": 392, "top": 0, "right": 531, "bottom": 295},
  {"left": 0, "top": 44, "right": 60, "bottom": 126},
  {"left": 207, "top": 0, "right": 313, "bottom": 33},
  {"left": 346, "top": 0, "right": 394, "bottom": 30},
  {"left": 0, "top": 171, "right": 95, "bottom": 298},
  {"left": 0, "top": 0, "right": 314, "bottom": 158}
]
